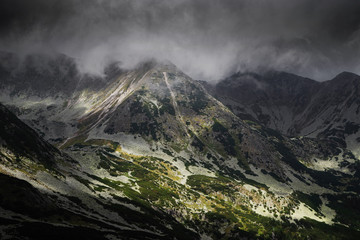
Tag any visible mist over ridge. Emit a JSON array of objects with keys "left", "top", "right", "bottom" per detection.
[{"left": 1, "top": 0, "right": 360, "bottom": 81}]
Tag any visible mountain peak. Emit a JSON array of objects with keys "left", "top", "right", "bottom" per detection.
[
  {"left": 133, "top": 59, "right": 177, "bottom": 71},
  {"left": 332, "top": 71, "right": 360, "bottom": 81}
]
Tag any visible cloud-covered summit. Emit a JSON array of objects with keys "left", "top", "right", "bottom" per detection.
[{"left": 1, "top": 0, "right": 360, "bottom": 81}]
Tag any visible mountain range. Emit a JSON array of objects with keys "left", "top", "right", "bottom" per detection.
[{"left": 0, "top": 52, "right": 360, "bottom": 239}]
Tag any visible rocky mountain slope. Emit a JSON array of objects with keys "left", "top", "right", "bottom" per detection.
[
  {"left": 1, "top": 52, "right": 360, "bottom": 239},
  {"left": 0, "top": 103, "right": 202, "bottom": 240},
  {"left": 206, "top": 71, "right": 360, "bottom": 159}
]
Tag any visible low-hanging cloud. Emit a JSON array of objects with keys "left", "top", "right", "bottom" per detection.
[{"left": 1, "top": 0, "right": 360, "bottom": 81}]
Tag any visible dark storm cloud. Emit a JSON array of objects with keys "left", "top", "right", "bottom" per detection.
[{"left": 1, "top": 0, "right": 360, "bottom": 81}]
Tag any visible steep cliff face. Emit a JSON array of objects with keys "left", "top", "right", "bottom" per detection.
[
  {"left": 207, "top": 71, "right": 360, "bottom": 157},
  {"left": 204, "top": 71, "right": 319, "bottom": 132}
]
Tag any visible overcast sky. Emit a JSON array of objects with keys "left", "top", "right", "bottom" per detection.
[{"left": 1, "top": 0, "right": 360, "bottom": 81}]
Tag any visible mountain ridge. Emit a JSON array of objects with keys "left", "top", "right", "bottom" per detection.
[{"left": 206, "top": 70, "right": 360, "bottom": 144}]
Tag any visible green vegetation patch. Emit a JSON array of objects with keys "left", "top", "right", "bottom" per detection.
[{"left": 187, "top": 174, "right": 235, "bottom": 194}]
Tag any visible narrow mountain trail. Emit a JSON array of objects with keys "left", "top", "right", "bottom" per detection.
[{"left": 163, "top": 72, "right": 191, "bottom": 139}]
